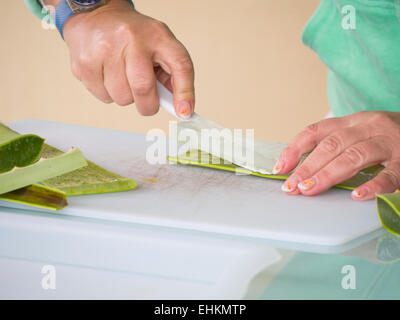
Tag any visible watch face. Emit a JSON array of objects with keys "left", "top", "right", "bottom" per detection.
[{"left": 71, "top": 0, "right": 102, "bottom": 6}]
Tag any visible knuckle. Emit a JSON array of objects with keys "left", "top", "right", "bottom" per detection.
[
  {"left": 355, "top": 110, "right": 368, "bottom": 118},
  {"left": 84, "top": 84, "right": 111, "bottom": 104},
  {"left": 103, "top": 98, "right": 113, "bottom": 104},
  {"left": 320, "top": 135, "right": 342, "bottom": 154},
  {"left": 176, "top": 86, "right": 194, "bottom": 96},
  {"left": 83, "top": 82, "right": 95, "bottom": 94},
  {"left": 293, "top": 123, "right": 319, "bottom": 146},
  {"left": 347, "top": 111, "right": 367, "bottom": 125},
  {"left": 116, "top": 23, "right": 133, "bottom": 35},
  {"left": 96, "top": 39, "right": 113, "bottom": 54},
  {"left": 70, "top": 61, "right": 81, "bottom": 80},
  {"left": 314, "top": 170, "right": 332, "bottom": 187},
  {"left": 342, "top": 146, "right": 366, "bottom": 166},
  {"left": 173, "top": 54, "right": 194, "bottom": 74},
  {"left": 371, "top": 111, "right": 391, "bottom": 124},
  {"left": 282, "top": 145, "right": 299, "bottom": 159},
  {"left": 114, "top": 93, "right": 133, "bottom": 106},
  {"left": 115, "top": 23, "right": 137, "bottom": 42},
  {"left": 299, "top": 122, "right": 319, "bottom": 144},
  {"left": 372, "top": 179, "right": 386, "bottom": 192},
  {"left": 77, "top": 52, "right": 93, "bottom": 66},
  {"left": 295, "top": 165, "right": 312, "bottom": 181},
  {"left": 137, "top": 105, "right": 159, "bottom": 116},
  {"left": 146, "top": 20, "right": 172, "bottom": 43},
  {"left": 380, "top": 169, "right": 400, "bottom": 189},
  {"left": 132, "top": 77, "right": 154, "bottom": 96},
  {"left": 305, "top": 122, "right": 319, "bottom": 135},
  {"left": 151, "top": 20, "right": 169, "bottom": 33},
  {"left": 99, "top": 94, "right": 113, "bottom": 104}
]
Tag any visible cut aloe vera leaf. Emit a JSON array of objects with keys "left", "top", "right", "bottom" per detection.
[
  {"left": 336, "top": 165, "right": 384, "bottom": 190},
  {"left": 0, "top": 184, "right": 68, "bottom": 211},
  {"left": 376, "top": 193, "right": 400, "bottom": 236},
  {"left": 168, "top": 149, "right": 384, "bottom": 188},
  {"left": 41, "top": 144, "right": 137, "bottom": 195},
  {"left": 0, "top": 123, "right": 44, "bottom": 173},
  {"left": 0, "top": 148, "right": 87, "bottom": 195}
]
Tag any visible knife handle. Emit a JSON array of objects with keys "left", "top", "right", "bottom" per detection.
[{"left": 156, "top": 80, "right": 197, "bottom": 121}]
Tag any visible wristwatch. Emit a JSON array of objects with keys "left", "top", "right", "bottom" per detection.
[
  {"left": 54, "top": 0, "right": 107, "bottom": 38},
  {"left": 54, "top": 0, "right": 134, "bottom": 38}
]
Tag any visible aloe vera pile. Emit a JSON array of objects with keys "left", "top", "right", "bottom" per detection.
[{"left": 0, "top": 123, "right": 137, "bottom": 211}]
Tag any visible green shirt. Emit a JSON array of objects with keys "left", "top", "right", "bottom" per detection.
[
  {"left": 25, "top": 0, "right": 47, "bottom": 19},
  {"left": 302, "top": 0, "right": 400, "bottom": 117}
]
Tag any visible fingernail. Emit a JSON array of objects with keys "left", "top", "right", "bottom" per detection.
[
  {"left": 352, "top": 187, "right": 368, "bottom": 199},
  {"left": 298, "top": 177, "right": 316, "bottom": 191},
  {"left": 281, "top": 177, "right": 299, "bottom": 192},
  {"left": 282, "top": 176, "right": 300, "bottom": 193},
  {"left": 281, "top": 180, "right": 294, "bottom": 192},
  {"left": 273, "top": 158, "right": 285, "bottom": 174},
  {"left": 177, "top": 101, "right": 192, "bottom": 120}
]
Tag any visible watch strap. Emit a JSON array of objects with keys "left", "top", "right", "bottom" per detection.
[
  {"left": 55, "top": 0, "right": 74, "bottom": 39},
  {"left": 54, "top": 0, "right": 135, "bottom": 39}
]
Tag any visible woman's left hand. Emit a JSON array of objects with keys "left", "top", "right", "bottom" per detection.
[{"left": 274, "top": 111, "right": 400, "bottom": 200}]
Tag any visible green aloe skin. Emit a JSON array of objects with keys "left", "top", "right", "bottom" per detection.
[
  {"left": 0, "top": 184, "right": 68, "bottom": 211},
  {"left": 0, "top": 123, "right": 86, "bottom": 210},
  {"left": 41, "top": 144, "right": 137, "bottom": 195},
  {"left": 0, "top": 123, "right": 44, "bottom": 173},
  {"left": 0, "top": 123, "right": 137, "bottom": 210},
  {"left": 168, "top": 150, "right": 384, "bottom": 189},
  {"left": 0, "top": 123, "right": 88, "bottom": 196},
  {"left": 377, "top": 193, "right": 400, "bottom": 237},
  {"left": 0, "top": 147, "right": 87, "bottom": 195}
]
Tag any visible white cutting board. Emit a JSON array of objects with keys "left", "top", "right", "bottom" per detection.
[{"left": 7, "top": 119, "right": 383, "bottom": 246}]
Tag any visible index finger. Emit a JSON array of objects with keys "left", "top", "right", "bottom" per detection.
[{"left": 275, "top": 116, "right": 350, "bottom": 175}]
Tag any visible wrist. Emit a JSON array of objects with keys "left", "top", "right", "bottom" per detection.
[
  {"left": 42, "top": 0, "right": 61, "bottom": 6},
  {"left": 56, "top": 0, "right": 134, "bottom": 39},
  {"left": 60, "top": 0, "right": 134, "bottom": 42}
]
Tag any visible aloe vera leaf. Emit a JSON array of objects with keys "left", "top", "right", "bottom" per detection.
[
  {"left": 0, "top": 184, "right": 68, "bottom": 211},
  {"left": 376, "top": 193, "right": 400, "bottom": 236},
  {"left": 0, "top": 148, "right": 87, "bottom": 195},
  {"left": 41, "top": 144, "right": 137, "bottom": 195},
  {"left": 336, "top": 165, "right": 384, "bottom": 190},
  {"left": 0, "top": 123, "right": 44, "bottom": 173},
  {"left": 168, "top": 149, "right": 385, "bottom": 188}
]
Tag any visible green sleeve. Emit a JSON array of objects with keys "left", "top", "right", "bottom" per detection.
[{"left": 24, "top": 0, "right": 49, "bottom": 19}]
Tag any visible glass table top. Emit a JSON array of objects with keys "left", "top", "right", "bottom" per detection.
[{"left": 0, "top": 205, "right": 398, "bottom": 300}]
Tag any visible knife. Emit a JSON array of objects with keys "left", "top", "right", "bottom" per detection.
[
  {"left": 156, "top": 80, "right": 285, "bottom": 175},
  {"left": 156, "top": 80, "right": 199, "bottom": 121}
]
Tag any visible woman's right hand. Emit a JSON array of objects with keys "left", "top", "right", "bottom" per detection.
[{"left": 62, "top": 0, "right": 195, "bottom": 119}]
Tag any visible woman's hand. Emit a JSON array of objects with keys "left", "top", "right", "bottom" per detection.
[
  {"left": 62, "top": 0, "right": 195, "bottom": 118},
  {"left": 274, "top": 111, "right": 400, "bottom": 200}
]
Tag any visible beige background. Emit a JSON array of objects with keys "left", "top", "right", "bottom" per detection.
[{"left": 1, "top": 0, "right": 327, "bottom": 142}]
